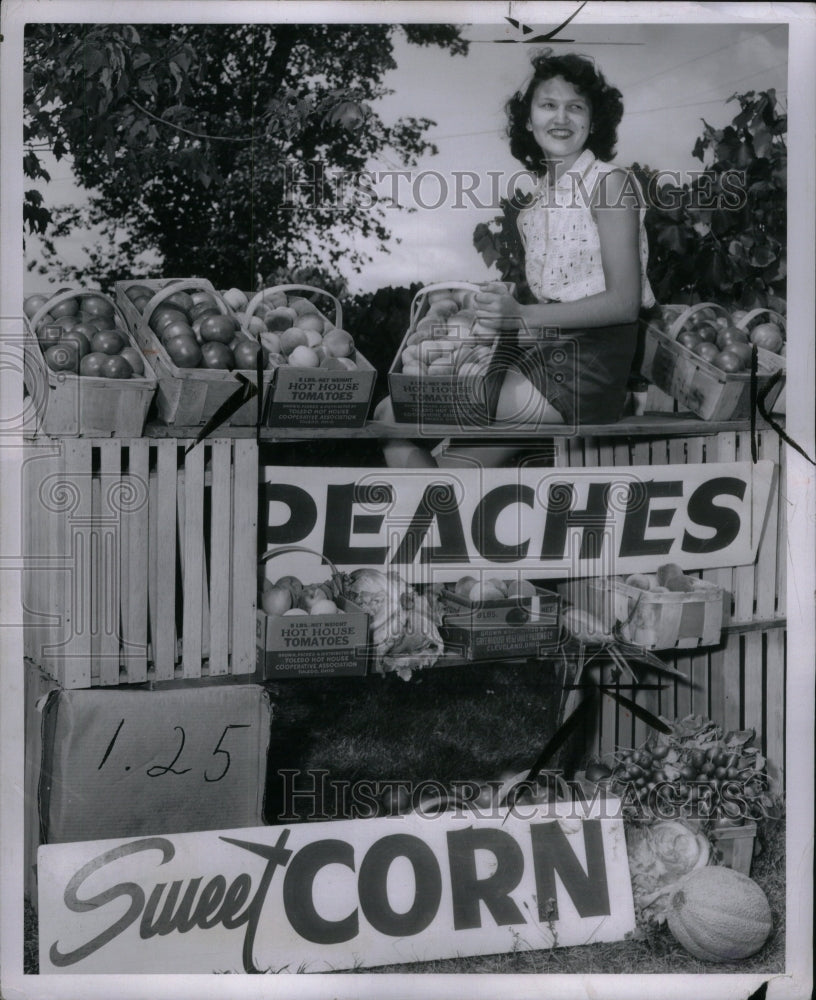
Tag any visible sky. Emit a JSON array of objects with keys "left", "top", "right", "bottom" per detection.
[{"left": 23, "top": 17, "right": 789, "bottom": 296}]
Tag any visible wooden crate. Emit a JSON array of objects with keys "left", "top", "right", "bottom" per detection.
[
  {"left": 388, "top": 282, "right": 504, "bottom": 426},
  {"left": 555, "top": 428, "right": 786, "bottom": 791},
  {"left": 115, "top": 278, "right": 273, "bottom": 427},
  {"left": 23, "top": 290, "right": 157, "bottom": 437},
  {"left": 22, "top": 437, "right": 258, "bottom": 687}
]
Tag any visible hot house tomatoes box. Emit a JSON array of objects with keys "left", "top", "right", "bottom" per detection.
[
  {"left": 387, "top": 283, "right": 506, "bottom": 426},
  {"left": 256, "top": 597, "right": 371, "bottom": 679}
]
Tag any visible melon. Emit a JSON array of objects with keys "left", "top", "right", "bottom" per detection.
[{"left": 666, "top": 866, "right": 773, "bottom": 962}]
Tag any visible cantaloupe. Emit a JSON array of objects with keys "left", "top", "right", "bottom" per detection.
[{"left": 666, "top": 866, "right": 773, "bottom": 962}]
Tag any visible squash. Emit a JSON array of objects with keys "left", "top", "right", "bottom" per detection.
[{"left": 666, "top": 866, "right": 773, "bottom": 962}]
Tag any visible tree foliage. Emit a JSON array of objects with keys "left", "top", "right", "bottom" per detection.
[
  {"left": 24, "top": 22, "right": 468, "bottom": 291},
  {"left": 473, "top": 90, "right": 787, "bottom": 312}
]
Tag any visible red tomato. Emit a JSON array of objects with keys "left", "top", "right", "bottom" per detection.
[
  {"left": 44, "top": 343, "right": 79, "bottom": 373},
  {"left": 715, "top": 326, "right": 749, "bottom": 351},
  {"left": 233, "top": 340, "right": 266, "bottom": 370},
  {"left": 713, "top": 349, "right": 745, "bottom": 373},
  {"left": 125, "top": 284, "right": 154, "bottom": 303},
  {"left": 60, "top": 330, "right": 91, "bottom": 358},
  {"left": 150, "top": 308, "right": 188, "bottom": 335},
  {"left": 102, "top": 355, "right": 134, "bottom": 379},
  {"left": 91, "top": 330, "right": 127, "bottom": 355},
  {"left": 162, "top": 290, "right": 194, "bottom": 315},
  {"left": 79, "top": 351, "right": 109, "bottom": 376},
  {"left": 749, "top": 322, "right": 784, "bottom": 352},
  {"left": 23, "top": 294, "right": 49, "bottom": 319},
  {"left": 201, "top": 342, "right": 235, "bottom": 369},
  {"left": 692, "top": 341, "right": 719, "bottom": 362},
  {"left": 48, "top": 296, "right": 80, "bottom": 319},
  {"left": 119, "top": 347, "right": 145, "bottom": 376},
  {"left": 677, "top": 331, "right": 702, "bottom": 350},
  {"left": 165, "top": 335, "right": 202, "bottom": 368},
  {"left": 131, "top": 294, "right": 152, "bottom": 314},
  {"left": 161, "top": 320, "right": 196, "bottom": 343},
  {"left": 200, "top": 314, "right": 238, "bottom": 343},
  {"left": 727, "top": 341, "right": 755, "bottom": 366},
  {"left": 694, "top": 322, "right": 719, "bottom": 343},
  {"left": 80, "top": 295, "right": 115, "bottom": 319}
]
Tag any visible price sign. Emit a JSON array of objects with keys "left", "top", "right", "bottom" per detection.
[{"left": 39, "top": 684, "right": 271, "bottom": 844}]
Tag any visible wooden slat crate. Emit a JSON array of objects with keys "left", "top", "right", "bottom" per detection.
[
  {"left": 557, "top": 427, "right": 786, "bottom": 790},
  {"left": 22, "top": 437, "right": 258, "bottom": 688}
]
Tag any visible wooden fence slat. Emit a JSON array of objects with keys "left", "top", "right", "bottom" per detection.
[
  {"left": 765, "top": 629, "right": 785, "bottom": 789},
  {"left": 743, "top": 631, "right": 763, "bottom": 736},
  {"left": 208, "top": 441, "right": 232, "bottom": 675},
  {"left": 90, "top": 454, "right": 102, "bottom": 685},
  {"left": 181, "top": 444, "right": 205, "bottom": 679},
  {"left": 775, "top": 444, "right": 787, "bottom": 616},
  {"left": 97, "top": 440, "right": 121, "bottom": 686},
  {"left": 154, "top": 441, "right": 178, "bottom": 679},
  {"left": 230, "top": 439, "right": 258, "bottom": 674},
  {"left": 755, "top": 431, "right": 781, "bottom": 620},
  {"left": 730, "top": 432, "right": 757, "bottom": 623},
  {"left": 122, "top": 439, "right": 149, "bottom": 683},
  {"left": 59, "top": 440, "right": 92, "bottom": 689},
  {"left": 147, "top": 455, "right": 158, "bottom": 675}
]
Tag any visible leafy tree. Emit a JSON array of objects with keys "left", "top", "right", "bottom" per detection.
[
  {"left": 636, "top": 89, "right": 786, "bottom": 310},
  {"left": 24, "top": 23, "right": 468, "bottom": 291},
  {"left": 473, "top": 90, "right": 786, "bottom": 312}
]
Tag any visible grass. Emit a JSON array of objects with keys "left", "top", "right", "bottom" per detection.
[{"left": 23, "top": 662, "right": 786, "bottom": 976}]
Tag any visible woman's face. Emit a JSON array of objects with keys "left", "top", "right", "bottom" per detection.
[{"left": 527, "top": 76, "right": 592, "bottom": 173}]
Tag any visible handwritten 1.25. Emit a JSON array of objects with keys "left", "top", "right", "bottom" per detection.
[{"left": 97, "top": 722, "right": 252, "bottom": 782}]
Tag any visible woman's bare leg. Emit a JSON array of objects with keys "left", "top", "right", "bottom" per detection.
[{"left": 374, "top": 396, "right": 438, "bottom": 467}]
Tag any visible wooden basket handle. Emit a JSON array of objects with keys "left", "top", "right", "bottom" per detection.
[
  {"left": 259, "top": 545, "right": 341, "bottom": 581},
  {"left": 408, "top": 281, "right": 487, "bottom": 329},
  {"left": 246, "top": 285, "right": 343, "bottom": 328},
  {"left": 666, "top": 301, "right": 731, "bottom": 340},
  {"left": 734, "top": 308, "right": 786, "bottom": 333},
  {"left": 137, "top": 279, "right": 231, "bottom": 333}
]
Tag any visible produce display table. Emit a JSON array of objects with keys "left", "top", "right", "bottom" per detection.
[{"left": 140, "top": 412, "right": 778, "bottom": 440}]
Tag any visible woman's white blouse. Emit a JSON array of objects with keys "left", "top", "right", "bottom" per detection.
[{"left": 517, "top": 149, "right": 656, "bottom": 307}]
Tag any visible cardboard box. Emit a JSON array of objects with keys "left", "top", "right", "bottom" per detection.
[
  {"left": 26, "top": 674, "right": 272, "bottom": 906},
  {"left": 438, "top": 584, "right": 561, "bottom": 661},
  {"left": 263, "top": 359, "right": 376, "bottom": 428},
  {"left": 256, "top": 598, "right": 370, "bottom": 679},
  {"left": 387, "top": 283, "right": 505, "bottom": 426}
]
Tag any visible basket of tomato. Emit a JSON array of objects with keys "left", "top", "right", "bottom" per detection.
[
  {"left": 115, "top": 278, "right": 274, "bottom": 427},
  {"left": 22, "top": 288, "right": 157, "bottom": 437},
  {"left": 641, "top": 302, "right": 786, "bottom": 420}
]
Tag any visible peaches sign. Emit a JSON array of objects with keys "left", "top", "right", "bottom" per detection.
[{"left": 260, "top": 464, "right": 775, "bottom": 582}]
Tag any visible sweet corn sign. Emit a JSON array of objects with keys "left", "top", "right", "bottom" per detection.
[
  {"left": 260, "top": 463, "right": 775, "bottom": 580},
  {"left": 39, "top": 805, "right": 634, "bottom": 973}
]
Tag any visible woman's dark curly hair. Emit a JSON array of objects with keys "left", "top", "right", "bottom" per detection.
[{"left": 507, "top": 51, "right": 624, "bottom": 173}]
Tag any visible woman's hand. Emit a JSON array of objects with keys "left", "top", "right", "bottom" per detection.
[{"left": 473, "top": 283, "right": 525, "bottom": 331}]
